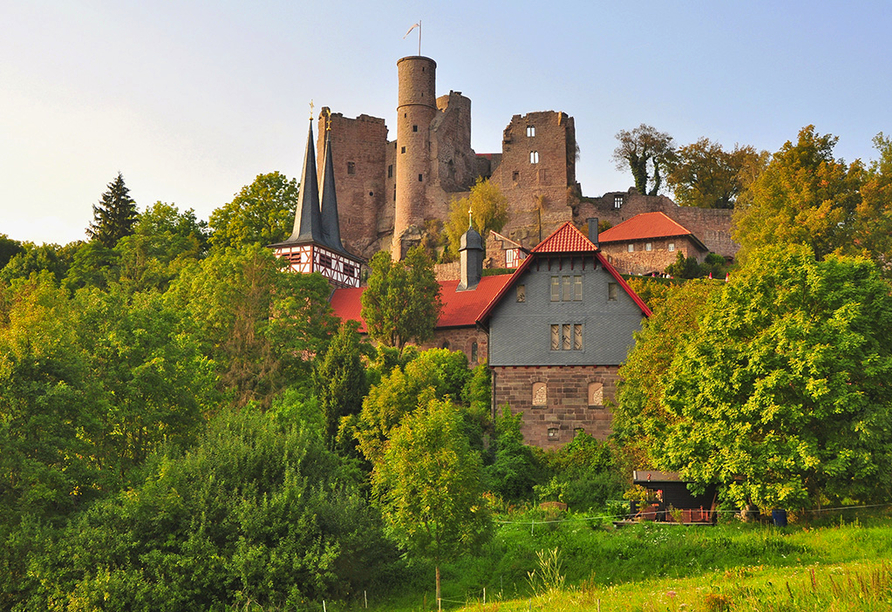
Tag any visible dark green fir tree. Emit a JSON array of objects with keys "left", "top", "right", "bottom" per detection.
[{"left": 87, "top": 172, "right": 138, "bottom": 247}]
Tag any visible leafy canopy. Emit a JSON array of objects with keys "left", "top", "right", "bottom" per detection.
[
  {"left": 444, "top": 177, "right": 508, "bottom": 260},
  {"left": 360, "top": 246, "right": 442, "bottom": 349},
  {"left": 209, "top": 171, "right": 298, "bottom": 250},
  {"left": 666, "top": 138, "right": 766, "bottom": 209},
  {"left": 612, "top": 124, "right": 675, "bottom": 196},
  {"left": 656, "top": 245, "right": 892, "bottom": 510}
]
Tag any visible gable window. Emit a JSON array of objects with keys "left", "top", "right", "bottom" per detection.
[
  {"left": 608, "top": 282, "right": 618, "bottom": 301},
  {"left": 526, "top": 125, "right": 536, "bottom": 137},
  {"left": 347, "top": 161, "right": 356, "bottom": 175},
  {"left": 613, "top": 195, "right": 624, "bottom": 209},
  {"left": 530, "top": 151, "right": 539, "bottom": 164},
  {"left": 552, "top": 275, "right": 582, "bottom": 302},
  {"left": 574, "top": 324, "right": 583, "bottom": 350},
  {"left": 516, "top": 284, "right": 526, "bottom": 303},
  {"left": 551, "top": 324, "right": 560, "bottom": 350}
]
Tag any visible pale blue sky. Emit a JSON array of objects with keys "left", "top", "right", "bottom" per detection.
[{"left": 2, "top": 0, "right": 890, "bottom": 245}]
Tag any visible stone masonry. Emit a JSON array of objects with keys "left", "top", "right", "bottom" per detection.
[{"left": 493, "top": 365, "right": 620, "bottom": 446}]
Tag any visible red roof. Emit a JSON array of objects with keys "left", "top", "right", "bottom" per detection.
[
  {"left": 532, "top": 221, "right": 599, "bottom": 253},
  {"left": 598, "top": 212, "right": 695, "bottom": 243},
  {"left": 476, "top": 223, "right": 653, "bottom": 322},
  {"left": 329, "top": 274, "right": 514, "bottom": 332}
]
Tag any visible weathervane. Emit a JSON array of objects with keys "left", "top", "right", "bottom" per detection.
[{"left": 403, "top": 20, "right": 422, "bottom": 55}]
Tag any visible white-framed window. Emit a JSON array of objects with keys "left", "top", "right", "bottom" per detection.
[
  {"left": 645, "top": 242, "right": 653, "bottom": 252},
  {"left": 668, "top": 242, "right": 676, "bottom": 252},
  {"left": 526, "top": 125, "right": 536, "bottom": 137},
  {"left": 627, "top": 244, "right": 634, "bottom": 253},
  {"left": 530, "top": 151, "right": 539, "bottom": 164}
]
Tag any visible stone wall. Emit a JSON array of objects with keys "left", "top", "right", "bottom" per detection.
[
  {"left": 492, "top": 365, "right": 620, "bottom": 447},
  {"left": 317, "top": 111, "right": 389, "bottom": 259},
  {"left": 418, "top": 326, "right": 489, "bottom": 368},
  {"left": 487, "top": 112, "right": 580, "bottom": 248}
]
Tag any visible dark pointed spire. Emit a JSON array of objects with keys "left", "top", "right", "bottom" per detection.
[
  {"left": 319, "top": 121, "right": 345, "bottom": 251},
  {"left": 287, "top": 118, "right": 324, "bottom": 244}
]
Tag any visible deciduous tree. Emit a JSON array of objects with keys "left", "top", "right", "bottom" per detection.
[
  {"left": 372, "top": 398, "right": 491, "bottom": 603},
  {"left": 361, "top": 246, "right": 442, "bottom": 349},
  {"left": 444, "top": 178, "right": 508, "bottom": 260},
  {"left": 209, "top": 171, "right": 298, "bottom": 250},
  {"left": 666, "top": 138, "right": 766, "bottom": 209},
  {"left": 656, "top": 246, "right": 892, "bottom": 511},
  {"left": 612, "top": 124, "right": 675, "bottom": 196}
]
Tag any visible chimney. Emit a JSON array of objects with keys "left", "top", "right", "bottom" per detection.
[
  {"left": 458, "top": 225, "right": 483, "bottom": 291},
  {"left": 587, "top": 217, "right": 599, "bottom": 246}
]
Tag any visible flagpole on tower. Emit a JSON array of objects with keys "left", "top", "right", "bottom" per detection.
[{"left": 404, "top": 20, "right": 422, "bottom": 55}]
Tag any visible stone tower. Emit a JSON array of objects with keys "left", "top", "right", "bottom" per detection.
[{"left": 392, "top": 56, "right": 438, "bottom": 259}]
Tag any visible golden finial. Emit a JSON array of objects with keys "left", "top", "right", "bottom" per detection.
[
  {"left": 468, "top": 205, "right": 473, "bottom": 229},
  {"left": 309, "top": 100, "right": 315, "bottom": 121}
]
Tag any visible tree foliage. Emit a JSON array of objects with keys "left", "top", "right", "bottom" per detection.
[
  {"left": 361, "top": 246, "right": 442, "bottom": 349},
  {"left": 24, "top": 408, "right": 389, "bottom": 610},
  {"left": 666, "top": 138, "right": 766, "bottom": 209},
  {"left": 372, "top": 397, "right": 492, "bottom": 601},
  {"left": 167, "top": 245, "right": 336, "bottom": 407},
  {"left": 612, "top": 124, "right": 675, "bottom": 196},
  {"left": 655, "top": 246, "right": 892, "bottom": 510},
  {"left": 87, "top": 172, "right": 139, "bottom": 247},
  {"left": 209, "top": 171, "right": 298, "bottom": 250},
  {"left": 733, "top": 126, "right": 864, "bottom": 262},
  {"left": 444, "top": 177, "right": 509, "bottom": 260},
  {"left": 614, "top": 280, "right": 723, "bottom": 467},
  {"left": 314, "top": 320, "right": 369, "bottom": 449}
]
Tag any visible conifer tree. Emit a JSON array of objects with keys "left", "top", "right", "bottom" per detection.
[{"left": 87, "top": 172, "right": 138, "bottom": 247}]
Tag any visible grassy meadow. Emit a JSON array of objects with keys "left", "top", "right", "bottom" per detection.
[{"left": 320, "top": 507, "right": 892, "bottom": 612}]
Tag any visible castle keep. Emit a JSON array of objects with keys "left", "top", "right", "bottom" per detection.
[{"left": 316, "top": 54, "right": 737, "bottom": 264}]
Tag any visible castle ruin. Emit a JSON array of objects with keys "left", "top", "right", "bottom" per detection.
[{"left": 316, "top": 55, "right": 737, "bottom": 262}]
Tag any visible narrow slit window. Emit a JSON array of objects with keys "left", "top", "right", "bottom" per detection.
[
  {"left": 573, "top": 275, "right": 582, "bottom": 301},
  {"left": 562, "top": 275, "right": 573, "bottom": 302},
  {"left": 551, "top": 276, "right": 560, "bottom": 302},
  {"left": 574, "top": 324, "right": 583, "bottom": 350},
  {"left": 562, "top": 324, "right": 571, "bottom": 350},
  {"left": 551, "top": 325, "right": 560, "bottom": 350}
]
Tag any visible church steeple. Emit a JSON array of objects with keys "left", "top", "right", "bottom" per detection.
[
  {"left": 268, "top": 110, "right": 364, "bottom": 289},
  {"left": 287, "top": 118, "right": 324, "bottom": 244},
  {"left": 319, "top": 119, "right": 345, "bottom": 252}
]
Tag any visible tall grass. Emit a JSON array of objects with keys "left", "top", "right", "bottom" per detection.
[{"left": 371, "top": 507, "right": 892, "bottom": 612}]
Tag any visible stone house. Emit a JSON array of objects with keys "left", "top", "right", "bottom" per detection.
[
  {"left": 596, "top": 211, "right": 710, "bottom": 276},
  {"left": 476, "top": 222, "right": 651, "bottom": 446},
  {"left": 329, "top": 222, "right": 651, "bottom": 448}
]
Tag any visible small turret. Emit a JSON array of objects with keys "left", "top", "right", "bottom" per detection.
[{"left": 458, "top": 222, "right": 483, "bottom": 291}]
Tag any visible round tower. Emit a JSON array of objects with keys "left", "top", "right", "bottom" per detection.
[{"left": 392, "top": 56, "right": 437, "bottom": 259}]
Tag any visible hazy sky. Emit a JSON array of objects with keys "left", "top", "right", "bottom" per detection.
[{"left": 2, "top": 0, "right": 890, "bottom": 245}]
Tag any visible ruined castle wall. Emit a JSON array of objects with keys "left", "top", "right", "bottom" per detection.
[
  {"left": 488, "top": 112, "right": 578, "bottom": 248},
  {"left": 316, "top": 112, "right": 388, "bottom": 259}
]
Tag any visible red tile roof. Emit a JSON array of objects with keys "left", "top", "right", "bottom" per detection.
[
  {"left": 329, "top": 274, "right": 514, "bottom": 332},
  {"left": 598, "top": 212, "right": 695, "bottom": 243},
  {"left": 532, "top": 222, "right": 599, "bottom": 253},
  {"left": 476, "top": 223, "right": 653, "bottom": 322}
]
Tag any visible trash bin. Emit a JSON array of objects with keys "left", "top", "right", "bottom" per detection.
[{"left": 772, "top": 509, "right": 787, "bottom": 527}]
